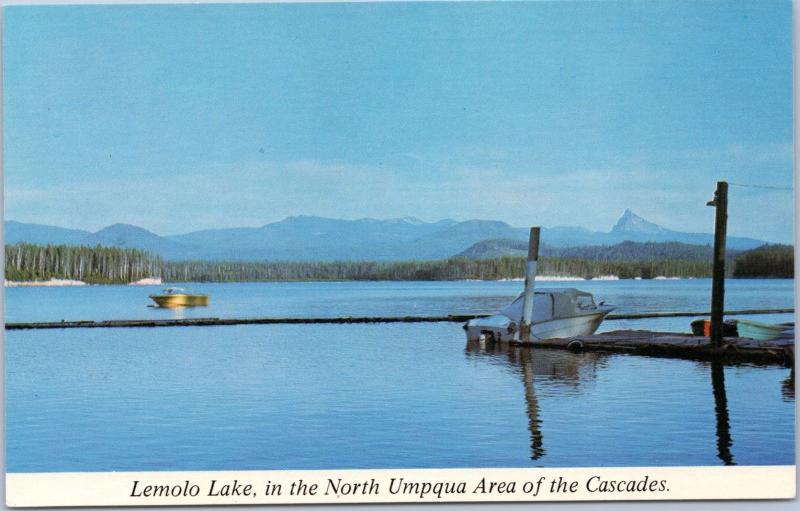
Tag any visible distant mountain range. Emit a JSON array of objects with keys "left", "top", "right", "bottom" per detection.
[{"left": 4, "top": 209, "right": 765, "bottom": 261}]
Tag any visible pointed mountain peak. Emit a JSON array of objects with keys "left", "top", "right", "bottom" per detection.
[
  {"left": 611, "top": 209, "right": 666, "bottom": 235},
  {"left": 619, "top": 208, "right": 643, "bottom": 222}
]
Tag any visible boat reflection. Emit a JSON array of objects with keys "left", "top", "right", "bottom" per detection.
[
  {"left": 168, "top": 307, "right": 187, "bottom": 320},
  {"left": 465, "top": 339, "right": 607, "bottom": 460}
]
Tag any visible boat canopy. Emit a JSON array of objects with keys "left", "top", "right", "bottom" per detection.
[{"left": 500, "top": 288, "right": 596, "bottom": 321}]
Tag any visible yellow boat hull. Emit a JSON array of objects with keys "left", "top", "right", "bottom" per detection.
[{"left": 149, "top": 294, "right": 209, "bottom": 308}]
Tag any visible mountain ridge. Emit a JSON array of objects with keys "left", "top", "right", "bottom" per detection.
[{"left": 4, "top": 211, "right": 766, "bottom": 261}]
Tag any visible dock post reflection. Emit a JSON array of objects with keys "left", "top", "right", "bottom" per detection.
[
  {"left": 517, "top": 347, "right": 545, "bottom": 460},
  {"left": 781, "top": 367, "right": 794, "bottom": 401},
  {"left": 466, "top": 339, "right": 605, "bottom": 462},
  {"left": 469, "top": 340, "right": 546, "bottom": 460},
  {"left": 710, "top": 361, "right": 735, "bottom": 465}
]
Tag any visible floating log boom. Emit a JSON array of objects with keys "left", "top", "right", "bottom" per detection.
[{"left": 4, "top": 308, "right": 793, "bottom": 330}]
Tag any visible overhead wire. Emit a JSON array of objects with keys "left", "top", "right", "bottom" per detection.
[{"left": 727, "top": 182, "right": 793, "bottom": 191}]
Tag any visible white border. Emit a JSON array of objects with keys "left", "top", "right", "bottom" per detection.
[{"left": 4, "top": 466, "right": 797, "bottom": 507}]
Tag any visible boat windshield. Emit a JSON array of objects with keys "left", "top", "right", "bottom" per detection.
[{"left": 164, "top": 288, "right": 186, "bottom": 294}]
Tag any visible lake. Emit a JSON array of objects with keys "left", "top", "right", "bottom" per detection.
[{"left": 4, "top": 279, "right": 795, "bottom": 472}]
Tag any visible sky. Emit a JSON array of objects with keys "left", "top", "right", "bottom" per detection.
[{"left": 2, "top": 1, "right": 795, "bottom": 242}]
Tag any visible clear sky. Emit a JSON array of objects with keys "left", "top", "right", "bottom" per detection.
[{"left": 3, "top": 1, "right": 794, "bottom": 242}]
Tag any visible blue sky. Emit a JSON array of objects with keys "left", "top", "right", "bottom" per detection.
[{"left": 3, "top": 1, "right": 794, "bottom": 242}]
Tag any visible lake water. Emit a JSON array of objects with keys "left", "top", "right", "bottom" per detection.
[
  {"left": 4, "top": 278, "right": 796, "bottom": 331},
  {"left": 4, "top": 279, "right": 795, "bottom": 472}
]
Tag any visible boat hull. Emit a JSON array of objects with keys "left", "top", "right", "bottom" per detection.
[
  {"left": 149, "top": 294, "right": 209, "bottom": 308},
  {"left": 464, "top": 309, "right": 612, "bottom": 343},
  {"left": 736, "top": 319, "right": 786, "bottom": 341},
  {"left": 529, "top": 311, "right": 610, "bottom": 340}
]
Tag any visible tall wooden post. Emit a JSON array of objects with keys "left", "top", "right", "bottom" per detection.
[
  {"left": 708, "top": 181, "right": 728, "bottom": 347},
  {"left": 519, "top": 227, "right": 540, "bottom": 343}
]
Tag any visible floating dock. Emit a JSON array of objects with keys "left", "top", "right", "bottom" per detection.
[{"left": 520, "top": 329, "right": 794, "bottom": 366}]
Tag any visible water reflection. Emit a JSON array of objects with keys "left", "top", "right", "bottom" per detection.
[
  {"left": 465, "top": 340, "right": 780, "bottom": 466},
  {"left": 465, "top": 339, "right": 607, "bottom": 385},
  {"left": 781, "top": 368, "right": 795, "bottom": 402},
  {"left": 520, "top": 350, "right": 544, "bottom": 460},
  {"left": 710, "top": 361, "right": 734, "bottom": 465},
  {"left": 168, "top": 307, "right": 188, "bottom": 320},
  {"left": 465, "top": 340, "right": 606, "bottom": 460}
]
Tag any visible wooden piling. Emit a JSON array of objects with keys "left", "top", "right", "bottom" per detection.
[
  {"left": 519, "top": 227, "right": 541, "bottom": 343},
  {"left": 709, "top": 181, "right": 729, "bottom": 347}
]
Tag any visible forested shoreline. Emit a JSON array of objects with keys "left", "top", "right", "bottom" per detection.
[
  {"left": 4, "top": 243, "right": 161, "bottom": 284},
  {"left": 731, "top": 244, "right": 794, "bottom": 278},
  {"left": 3, "top": 242, "right": 793, "bottom": 284}
]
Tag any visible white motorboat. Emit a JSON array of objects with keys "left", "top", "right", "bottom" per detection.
[{"left": 463, "top": 288, "right": 615, "bottom": 342}]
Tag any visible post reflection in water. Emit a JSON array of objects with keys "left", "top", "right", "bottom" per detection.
[
  {"left": 781, "top": 368, "right": 795, "bottom": 402},
  {"left": 465, "top": 339, "right": 605, "bottom": 462},
  {"left": 520, "top": 349, "right": 544, "bottom": 460},
  {"left": 465, "top": 339, "right": 749, "bottom": 467},
  {"left": 710, "top": 361, "right": 734, "bottom": 466}
]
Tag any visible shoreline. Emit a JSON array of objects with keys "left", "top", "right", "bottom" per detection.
[
  {"left": 5, "top": 278, "right": 88, "bottom": 287},
  {"left": 2, "top": 276, "right": 787, "bottom": 286},
  {"left": 5, "top": 277, "right": 163, "bottom": 287}
]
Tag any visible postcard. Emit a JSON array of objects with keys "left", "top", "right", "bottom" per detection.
[{"left": 2, "top": 0, "right": 796, "bottom": 507}]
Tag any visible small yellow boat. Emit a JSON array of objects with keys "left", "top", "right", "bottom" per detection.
[{"left": 149, "top": 288, "right": 209, "bottom": 308}]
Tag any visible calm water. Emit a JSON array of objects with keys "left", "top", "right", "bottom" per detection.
[
  {"left": 4, "top": 278, "right": 796, "bottom": 331},
  {"left": 4, "top": 279, "right": 796, "bottom": 472}
]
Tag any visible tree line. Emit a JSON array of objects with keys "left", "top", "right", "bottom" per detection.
[
  {"left": 3, "top": 242, "right": 792, "bottom": 283},
  {"left": 5, "top": 243, "right": 162, "bottom": 283},
  {"left": 460, "top": 239, "right": 734, "bottom": 261},
  {"left": 159, "top": 257, "right": 713, "bottom": 281},
  {"left": 731, "top": 244, "right": 794, "bottom": 278},
  {"left": 544, "top": 240, "right": 730, "bottom": 262}
]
